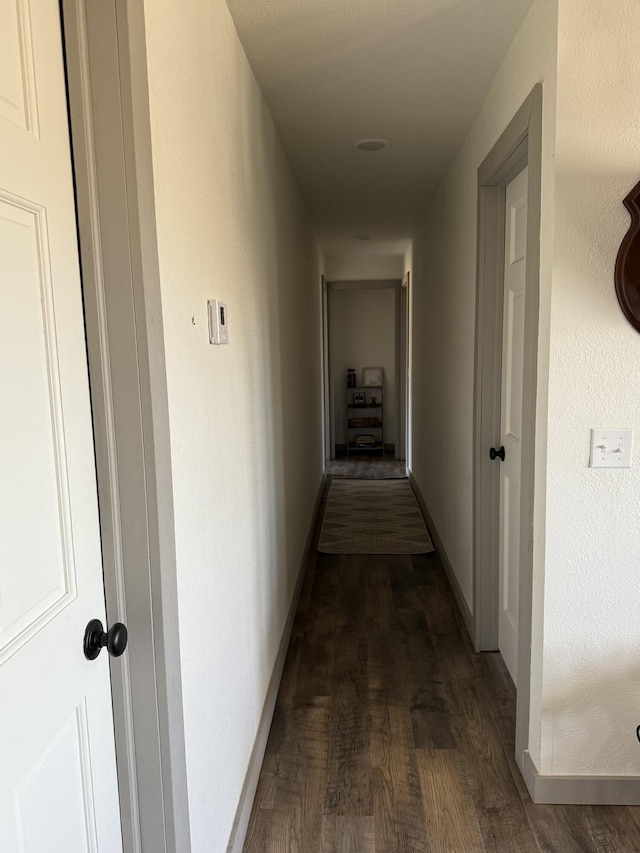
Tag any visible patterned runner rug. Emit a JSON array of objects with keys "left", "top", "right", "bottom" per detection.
[
  {"left": 325, "top": 458, "right": 406, "bottom": 479},
  {"left": 318, "top": 478, "right": 434, "bottom": 554}
]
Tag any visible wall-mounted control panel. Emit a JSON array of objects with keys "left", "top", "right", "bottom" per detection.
[
  {"left": 208, "top": 299, "right": 229, "bottom": 345},
  {"left": 590, "top": 429, "right": 633, "bottom": 468}
]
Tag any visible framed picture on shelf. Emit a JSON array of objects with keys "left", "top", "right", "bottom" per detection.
[
  {"left": 362, "top": 366, "right": 383, "bottom": 386},
  {"left": 352, "top": 391, "right": 366, "bottom": 406}
]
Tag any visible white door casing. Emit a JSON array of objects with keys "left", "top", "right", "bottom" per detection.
[
  {"left": 0, "top": 1, "right": 122, "bottom": 850},
  {"left": 498, "top": 166, "right": 528, "bottom": 683},
  {"left": 399, "top": 275, "right": 408, "bottom": 463}
]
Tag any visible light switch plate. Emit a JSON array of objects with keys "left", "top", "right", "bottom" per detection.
[{"left": 590, "top": 429, "right": 633, "bottom": 468}]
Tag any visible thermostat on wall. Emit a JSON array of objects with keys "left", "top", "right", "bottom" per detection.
[{"left": 208, "top": 299, "right": 229, "bottom": 345}]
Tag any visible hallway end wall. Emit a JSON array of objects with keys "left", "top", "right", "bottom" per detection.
[
  {"left": 329, "top": 286, "right": 398, "bottom": 449},
  {"left": 142, "top": 0, "right": 323, "bottom": 848},
  {"left": 410, "top": 0, "right": 558, "bottom": 766}
]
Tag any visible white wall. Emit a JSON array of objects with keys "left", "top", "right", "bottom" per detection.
[
  {"left": 142, "top": 1, "right": 323, "bottom": 848},
  {"left": 330, "top": 287, "right": 398, "bottom": 451},
  {"left": 411, "top": 0, "right": 557, "bottom": 617},
  {"left": 412, "top": 0, "right": 640, "bottom": 782},
  {"left": 410, "top": 0, "right": 557, "bottom": 772},
  {"left": 538, "top": 0, "right": 640, "bottom": 777},
  {"left": 325, "top": 254, "right": 404, "bottom": 280}
]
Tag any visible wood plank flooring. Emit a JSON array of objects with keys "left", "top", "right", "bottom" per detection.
[{"left": 244, "top": 489, "right": 640, "bottom": 852}]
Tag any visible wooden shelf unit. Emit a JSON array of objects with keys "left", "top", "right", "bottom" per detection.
[{"left": 346, "top": 385, "right": 384, "bottom": 455}]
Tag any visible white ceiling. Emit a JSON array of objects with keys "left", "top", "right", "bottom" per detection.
[{"left": 226, "top": 0, "right": 535, "bottom": 258}]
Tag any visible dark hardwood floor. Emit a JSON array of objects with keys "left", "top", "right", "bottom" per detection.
[{"left": 244, "top": 489, "right": 640, "bottom": 852}]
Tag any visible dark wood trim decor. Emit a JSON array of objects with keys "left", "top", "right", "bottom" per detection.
[{"left": 615, "top": 180, "right": 640, "bottom": 333}]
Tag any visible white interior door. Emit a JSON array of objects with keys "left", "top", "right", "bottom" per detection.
[
  {"left": 498, "top": 166, "right": 528, "bottom": 683},
  {"left": 0, "top": 1, "right": 122, "bottom": 850}
]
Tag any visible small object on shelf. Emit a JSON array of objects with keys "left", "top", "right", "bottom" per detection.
[
  {"left": 362, "top": 366, "right": 383, "bottom": 386},
  {"left": 352, "top": 391, "right": 366, "bottom": 406},
  {"left": 369, "top": 396, "right": 378, "bottom": 406},
  {"left": 355, "top": 434, "right": 376, "bottom": 447},
  {"left": 347, "top": 368, "right": 357, "bottom": 387},
  {"left": 348, "top": 417, "right": 381, "bottom": 428}
]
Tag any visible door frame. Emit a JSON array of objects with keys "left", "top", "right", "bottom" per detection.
[
  {"left": 324, "top": 279, "right": 402, "bottom": 460},
  {"left": 473, "top": 84, "right": 543, "bottom": 767},
  {"left": 321, "top": 275, "right": 331, "bottom": 464},
  {"left": 398, "top": 272, "right": 410, "bottom": 466},
  {"left": 61, "top": 2, "right": 190, "bottom": 851}
]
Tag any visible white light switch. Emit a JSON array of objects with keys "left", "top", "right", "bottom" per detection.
[
  {"left": 590, "top": 429, "right": 633, "bottom": 468},
  {"left": 208, "top": 299, "right": 229, "bottom": 345}
]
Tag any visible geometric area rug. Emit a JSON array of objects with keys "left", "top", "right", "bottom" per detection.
[{"left": 318, "top": 478, "right": 434, "bottom": 554}]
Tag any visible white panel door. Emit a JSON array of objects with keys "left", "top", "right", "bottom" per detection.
[
  {"left": 0, "top": 1, "right": 122, "bottom": 850},
  {"left": 498, "top": 166, "right": 528, "bottom": 683}
]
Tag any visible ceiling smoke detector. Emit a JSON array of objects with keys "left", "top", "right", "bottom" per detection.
[{"left": 354, "top": 138, "right": 389, "bottom": 152}]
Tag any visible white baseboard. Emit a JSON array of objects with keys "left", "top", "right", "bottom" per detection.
[
  {"left": 408, "top": 473, "right": 475, "bottom": 643},
  {"left": 226, "top": 474, "right": 326, "bottom": 853},
  {"left": 522, "top": 751, "right": 640, "bottom": 805}
]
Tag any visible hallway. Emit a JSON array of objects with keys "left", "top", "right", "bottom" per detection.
[
  {"left": 6, "top": 0, "right": 640, "bottom": 848},
  {"left": 244, "top": 483, "right": 640, "bottom": 852}
]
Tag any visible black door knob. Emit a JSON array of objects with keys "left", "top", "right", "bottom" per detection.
[
  {"left": 489, "top": 445, "right": 506, "bottom": 462},
  {"left": 83, "top": 619, "right": 128, "bottom": 660}
]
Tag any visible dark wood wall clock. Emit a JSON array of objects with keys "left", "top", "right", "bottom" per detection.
[{"left": 615, "top": 179, "right": 640, "bottom": 333}]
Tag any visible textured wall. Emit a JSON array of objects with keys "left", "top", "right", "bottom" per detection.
[
  {"left": 142, "top": 0, "right": 323, "bottom": 848},
  {"left": 539, "top": 0, "right": 640, "bottom": 775},
  {"left": 330, "top": 287, "right": 398, "bottom": 447}
]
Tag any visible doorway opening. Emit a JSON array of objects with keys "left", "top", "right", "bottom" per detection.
[
  {"left": 323, "top": 278, "right": 408, "bottom": 479},
  {"left": 399, "top": 271, "right": 411, "bottom": 469},
  {"left": 473, "top": 84, "right": 543, "bottom": 772}
]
